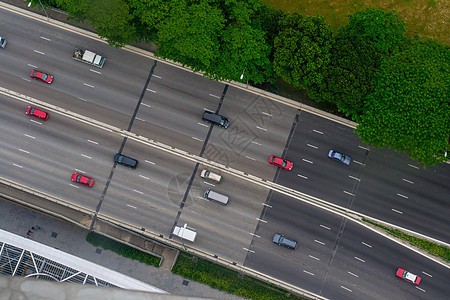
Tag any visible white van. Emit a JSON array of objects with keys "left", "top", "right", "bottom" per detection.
[
  {"left": 200, "top": 169, "right": 222, "bottom": 183},
  {"left": 204, "top": 189, "right": 229, "bottom": 205}
]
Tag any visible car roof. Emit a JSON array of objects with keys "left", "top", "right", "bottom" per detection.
[{"left": 404, "top": 272, "right": 417, "bottom": 282}]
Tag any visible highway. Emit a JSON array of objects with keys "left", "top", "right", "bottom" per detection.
[{"left": 1, "top": 4, "right": 449, "bottom": 300}]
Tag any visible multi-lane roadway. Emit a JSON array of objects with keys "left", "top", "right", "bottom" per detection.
[{"left": 0, "top": 5, "right": 449, "bottom": 300}]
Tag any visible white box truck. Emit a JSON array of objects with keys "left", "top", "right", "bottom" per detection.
[
  {"left": 73, "top": 48, "right": 105, "bottom": 68},
  {"left": 172, "top": 224, "right": 197, "bottom": 242}
]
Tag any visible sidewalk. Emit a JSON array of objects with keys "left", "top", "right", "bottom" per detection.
[{"left": 0, "top": 186, "right": 242, "bottom": 300}]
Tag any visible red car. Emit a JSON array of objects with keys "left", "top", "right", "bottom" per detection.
[
  {"left": 25, "top": 106, "right": 49, "bottom": 121},
  {"left": 30, "top": 69, "right": 53, "bottom": 84},
  {"left": 269, "top": 155, "right": 293, "bottom": 170},
  {"left": 71, "top": 173, "right": 94, "bottom": 187},
  {"left": 396, "top": 268, "right": 421, "bottom": 285}
]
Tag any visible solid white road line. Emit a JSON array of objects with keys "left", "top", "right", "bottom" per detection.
[
  {"left": 320, "top": 224, "right": 331, "bottom": 230},
  {"left": 362, "top": 242, "right": 372, "bottom": 248},
  {"left": 392, "top": 208, "right": 403, "bottom": 214},
  {"left": 313, "top": 129, "right": 323, "bottom": 134}
]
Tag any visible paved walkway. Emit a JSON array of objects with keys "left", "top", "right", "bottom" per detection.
[{"left": 0, "top": 188, "right": 243, "bottom": 300}]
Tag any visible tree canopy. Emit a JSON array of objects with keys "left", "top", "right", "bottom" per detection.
[
  {"left": 357, "top": 39, "right": 449, "bottom": 166},
  {"left": 273, "top": 13, "right": 333, "bottom": 90}
]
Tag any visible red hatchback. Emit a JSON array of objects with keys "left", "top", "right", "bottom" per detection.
[
  {"left": 396, "top": 268, "right": 421, "bottom": 285},
  {"left": 30, "top": 69, "right": 53, "bottom": 84},
  {"left": 26, "top": 106, "right": 49, "bottom": 121},
  {"left": 269, "top": 155, "right": 293, "bottom": 170},
  {"left": 71, "top": 173, "right": 94, "bottom": 187}
]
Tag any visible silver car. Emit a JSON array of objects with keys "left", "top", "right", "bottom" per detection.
[
  {"left": 328, "top": 150, "right": 351, "bottom": 165},
  {"left": 273, "top": 233, "right": 298, "bottom": 250}
]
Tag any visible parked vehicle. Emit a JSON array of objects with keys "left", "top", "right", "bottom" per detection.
[
  {"left": 269, "top": 155, "right": 293, "bottom": 170},
  {"left": 73, "top": 48, "right": 105, "bottom": 68},
  {"left": 71, "top": 173, "right": 94, "bottom": 187},
  {"left": 200, "top": 169, "right": 222, "bottom": 183},
  {"left": 30, "top": 69, "right": 53, "bottom": 84},
  {"left": 0, "top": 37, "right": 7, "bottom": 48},
  {"left": 396, "top": 268, "right": 421, "bottom": 285},
  {"left": 25, "top": 106, "right": 49, "bottom": 121},
  {"left": 114, "top": 153, "right": 138, "bottom": 169},
  {"left": 272, "top": 233, "right": 298, "bottom": 250},
  {"left": 328, "top": 150, "right": 351, "bottom": 165}
]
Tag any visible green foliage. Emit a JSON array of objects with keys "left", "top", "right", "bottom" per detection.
[
  {"left": 339, "top": 9, "right": 405, "bottom": 54},
  {"left": 86, "top": 232, "right": 161, "bottom": 267},
  {"left": 357, "top": 39, "right": 450, "bottom": 166},
  {"left": 156, "top": 0, "right": 225, "bottom": 71},
  {"left": 308, "top": 33, "right": 381, "bottom": 121},
  {"left": 273, "top": 13, "right": 333, "bottom": 90},
  {"left": 363, "top": 219, "right": 450, "bottom": 261},
  {"left": 173, "top": 252, "right": 303, "bottom": 299}
]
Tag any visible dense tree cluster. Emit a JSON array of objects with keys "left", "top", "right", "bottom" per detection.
[{"left": 40, "top": 0, "right": 448, "bottom": 166}]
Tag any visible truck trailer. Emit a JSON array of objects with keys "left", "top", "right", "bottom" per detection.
[{"left": 73, "top": 48, "right": 105, "bottom": 68}]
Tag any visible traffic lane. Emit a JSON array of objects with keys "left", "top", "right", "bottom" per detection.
[
  {"left": 100, "top": 142, "right": 198, "bottom": 234},
  {"left": 150, "top": 60, "right": 226, "bottom": 103},
  {"left": 244, "top": 192, "right": 346, "bottom": 293},
  {"left": 179, "top": 170, "right": 268, "bottom": 263},
  {"left": 320, "top": 221, "right": 450, "bottom": 300},
  {"left": 354, "top": 148, "right": 450, "bottom": 241},
  {"left": 0, "top": 105, "right": 119, "bottom": 210}
]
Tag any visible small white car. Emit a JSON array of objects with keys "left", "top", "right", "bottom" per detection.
[
  {"left": 0, "top": 37, "right": 7, "bottom": 48},
  {"left": 200, "top": 169, "right": 222, "bottom": 183}
]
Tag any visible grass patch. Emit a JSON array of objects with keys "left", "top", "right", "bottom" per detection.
[
  {"left": 263, "top": 0, "right": 449, "bottom": 45},
  {"left": 363, "top": 219, "right": 450, "bottom": 261},
  {"left": 173, "top": 252, "right": 304, "bottom": 300},
  {"left": 86, "top": 232, "right": 161, "bottom": 267}
]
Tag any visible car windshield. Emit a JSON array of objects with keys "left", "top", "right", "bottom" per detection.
[
  {"left": 281, "top": 160, "right": 287, "bottom": 167},
  {"left": 41, "top": 74, "right": 48, "bottom": 80},
  {"left": 117, "top": 155, "right": 123, "bottom": 163},
  {"left": 29, "top": 107, "right": 35, "bottom": 114}
]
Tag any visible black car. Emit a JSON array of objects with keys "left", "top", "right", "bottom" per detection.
[
  {"left": 114, "top": 154, "right": 138, "bottom": 169},
  {"left": 202, "top": 111, "right": 230, "bottom": 128},
  {"left": 273, "top": 233, "right": 298, "bottom": 250}
]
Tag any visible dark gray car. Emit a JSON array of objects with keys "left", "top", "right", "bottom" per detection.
[
  {"left": 114, "top": 153, "right": 138, "bottom": 169},
  {"left": 202, "top": 111, "right": 230, "bottom": 128},
  {"left": 273, "top": 233, "right": 298, "bottom": 250}
]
